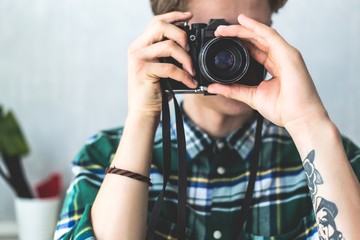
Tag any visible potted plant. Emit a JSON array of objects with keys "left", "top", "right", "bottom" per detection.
[
  {"left": 0, "top": 105, "right": 63, "bottom": 240},
  {"left": 0, "top": 105, "right": 33, "bottom": 198}
]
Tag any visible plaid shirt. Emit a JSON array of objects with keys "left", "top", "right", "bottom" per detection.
[{"left": 55, "top": 110, "right": 360, "bottom": 240}]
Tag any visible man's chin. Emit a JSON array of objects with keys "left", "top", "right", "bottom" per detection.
[{"left": 188, "top": 94, "right": 254, "bottom": 116}]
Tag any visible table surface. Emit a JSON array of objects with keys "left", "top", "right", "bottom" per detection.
[{"left": 0, "top": 222, "right": 17, "bottom": 240}]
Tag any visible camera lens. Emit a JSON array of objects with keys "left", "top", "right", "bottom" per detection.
[
  {"left": 214, "top": 50, "right": 235, "bottom": 71},
  {"left": 199, "top": 38, "right": 249, "bottom": 84}
]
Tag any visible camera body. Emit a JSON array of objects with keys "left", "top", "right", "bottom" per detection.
[{"left": 163, "top": 19, "right": 264, "bottom": 94}]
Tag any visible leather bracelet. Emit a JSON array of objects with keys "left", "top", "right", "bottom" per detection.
[{"left": 105, "top": 167, "right": 152, "bottom": 186}]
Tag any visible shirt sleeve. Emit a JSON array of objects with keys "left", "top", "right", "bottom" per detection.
[
  {"left": 342, "top": 136, "right": 360, "bottom": 180},
  {"left": 54, "top": 130, "right": 120, "bottom": 239}
]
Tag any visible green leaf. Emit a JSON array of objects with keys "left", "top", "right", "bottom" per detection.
[{"left": 0, "top": 107, "right": 30, "bottom": 157}]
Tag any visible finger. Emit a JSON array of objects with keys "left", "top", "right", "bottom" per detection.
[
  {"left": 215, "top": 25, "right": 268, "bottom": 48},
  {"left": 139, "top": 40, "right": 195, "bottom": 76},
  {"left": 138, "top": 12, "right": 192, "bottom": 49},
  {"left": 244, "top": 42, "right": 278, "bottom": 77},
  {"left": 153, "top": 11, "right": 192, "bottom": 23},
  {"left": 237, "top": 14, "right": 287, "bottom": 47},
  {"left": 215, "top": 25, "right": 269, "bottom": 52},
  {"left": 207, "top": 83, "right": 257, "bottom": 109},
  {"left": 243, "top": 41, "right": 267, "bottom": 64},
  {"left": 173, "top": 21, "right": 188, "bottom": 27},
  {"left": 145, "top": 62, "right": 197, "bottom": 89},
  {"left": 215, "top": 24, "right": 276, "bottom": 75},
  {"left": 140, "top": 21, "right": 189, "bottom": 50}
]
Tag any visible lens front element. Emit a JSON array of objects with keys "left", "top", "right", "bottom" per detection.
[
  {"left": 199, "top": 38, "right": 249, "bottom": 84},
  {"left": 214, "top": 50, "right": 235, "bottom": 71}
]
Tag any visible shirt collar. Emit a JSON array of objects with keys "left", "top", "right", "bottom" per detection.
[{"left": 167, "top": 103, "right": 271, "bottom": 161}]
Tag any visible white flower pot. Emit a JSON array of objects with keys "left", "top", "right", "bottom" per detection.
[{"left": 15, "top": 197, "right": 60, "bottom": 240}]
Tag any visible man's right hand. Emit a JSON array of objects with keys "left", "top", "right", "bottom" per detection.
[{"left": 127, "top": 11, "right": 197, "bottom": 120}]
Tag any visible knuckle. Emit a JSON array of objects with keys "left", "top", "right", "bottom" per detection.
[
  {"left": 289, "top": 46, "right": 302, "bottom": 59},
  {"left": 153, "top": 19, "right": 165, "bottom": 29},
  {"left": 269, "top": 27, "right": 278, "bottom": 35},
  {"left": 165, "top": 63, "right": 177, "bottom": 73},
  {"left": 151, "top": 15, "right": 162, "bottom": 23},
  {"left": 133, "top": 60, "right": 146, "bottom": 73},
  {"left": 128, "top": 46, "right": 141, "bottom": 60},
  {"left": 128, "top": 37, "right": 144, "bottom": 54},
  {"left": 265, "top": 27, "right": 279, "bottom": 41},
  {"left": 226, "top": 89, "right": 235, "bottom": 99},
  {"left": 178, "top": 31, "right": 188, "bottom": 47},
  {"left": 164, "top": 39, "right": 176, "bottom": 49},
  {"left": 254, "top": 25, "right": 262, "bottom": 35},
  {"left": 185, "top": 53, "right": 192, "bottom": 63},
  {"left": 133, "top": 50, "right": 143, "bottom": 61},
  {"left": 292, "top": 47, "right": 301, "bottom": 56},
  {"left": 149, "top": 18, "right": 165, "bottom": 34}
]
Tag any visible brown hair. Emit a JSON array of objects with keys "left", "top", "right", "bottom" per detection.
[{"left": 150, "top": 0, "right": 288, "bottom": 15}]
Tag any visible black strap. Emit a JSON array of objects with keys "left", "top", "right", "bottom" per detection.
[
  {"left": 145, "top": 81, "right": 172, "bottom": 240},
  {"left": 146, "top": 80, "right": 188, "bottom": 239},
  {"left": 146, "top": 80, "right": 263, "bottom": 239},
  {"left": 172, "top": 95, "right": 188, "bottom": 239},
  {"left": 235, "top": 112, "right": 263, "bottom": 236}
]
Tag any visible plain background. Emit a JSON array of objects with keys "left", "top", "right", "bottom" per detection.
[{"left": 0, "top": 0, "right": 359, "bottom": 226}]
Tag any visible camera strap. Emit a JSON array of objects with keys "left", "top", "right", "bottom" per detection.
[
  {"left": 236, "top": 111, "right": 263, "bottom": 236},
  {"left": 146, "top": 80, "right": 263, "bottom": 240},
  {"left": 146, "top": 79, "right": 188, "bottom": 240}
]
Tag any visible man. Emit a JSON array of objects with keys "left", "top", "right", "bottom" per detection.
[{"left": 55, "top": 0, "right": 360, "bottom": 239}]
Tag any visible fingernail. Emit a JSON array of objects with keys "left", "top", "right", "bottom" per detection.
[
  {"left": 190, "top": 67, "right": 196, "bottom": 76},
  {"left": 192, "top": 78, "right": 198, "bottom": 87},
  {"left": 186, "top": 44, "right": 190, "bottom": 52},
  {"left": 184, "top": 12, "right": 192, "bottom": 15},
  {"left": 217, "top": 25, "right": 228, "bottom": 29}
]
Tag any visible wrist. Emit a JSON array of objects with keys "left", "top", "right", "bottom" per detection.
[
  {"left": 110, "top": 111, "right": 160, "bottom": 176},
  {"left": 285, "top": 114, "right": 340, "bottom": 157},
  {"left": 126, "top": 110, "right": 161, "bottom": 127},
  {"left": 284, "top": 107, "right": 329, "bottom": 137},
  {"left": 127, "top": 87, "right": 163, "bottom": 121}
]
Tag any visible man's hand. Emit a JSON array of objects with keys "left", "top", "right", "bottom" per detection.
[
  {"left": 127, "top": 11, "right": 197, "bottom": 120},
  {"left": 207, "top": 14, "right": 329, "bottom": 132}
]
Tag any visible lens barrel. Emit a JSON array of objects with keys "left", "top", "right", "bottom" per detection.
[{"left": 199, "top": 38, "right": 250, "bottom": 84}]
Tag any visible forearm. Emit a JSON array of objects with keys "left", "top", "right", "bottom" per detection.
[
  {"left": 210, "top": 13, "right": 360, "bottom": 238},
  {"left": 91, "top": 113, "right": 159, "bottom": 239},
  {"left": 286, "top": 116, "right": 360, "bottom": 238}
]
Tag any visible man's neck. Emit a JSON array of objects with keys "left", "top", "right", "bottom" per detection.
[{"left": 182, "top": 95, "right": 254, "bottom": 138}]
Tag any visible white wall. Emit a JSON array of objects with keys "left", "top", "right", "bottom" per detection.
[
  {"left": 0, "top": 0, "right": 153, "bottom": 223},
  {"left": 0, "top": 0, "right": 359, "bottom": 223}
]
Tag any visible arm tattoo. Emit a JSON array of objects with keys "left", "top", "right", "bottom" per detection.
[
  {"left": 303, "top": 150, "right": 345, "bottom": 240},
  {"left": 303, "top": 150, "right": 323, "bottom": 202}
]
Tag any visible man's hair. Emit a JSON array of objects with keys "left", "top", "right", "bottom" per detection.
[{"left": 150, "top": 0, "right": 288, "bottom": 15}]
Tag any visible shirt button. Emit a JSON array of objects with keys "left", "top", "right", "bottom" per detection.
[
  {"left": 213, "top": 230, "right": 222, "bottom": 239},
  {"left": 217, "top": 166, "right": 226, "bottom": 175},
  {"left": 216, "top": 141, "right": 225, "bottom": 150}
]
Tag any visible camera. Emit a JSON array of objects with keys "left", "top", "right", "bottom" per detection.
[{"left": 162, "top": 19, "right": 264, "bottom": 95}]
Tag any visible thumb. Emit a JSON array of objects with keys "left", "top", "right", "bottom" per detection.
[{"left": 207, "top": 83, "right": 257, "bottom": 109}]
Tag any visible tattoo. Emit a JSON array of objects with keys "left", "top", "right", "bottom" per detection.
[
  {"left": 303, "top": 150, "right": 323, "bottom": 202},
  {"left": 303, "top": 150, "right": 345, "bottom": 239},
  {"left": 315, "top": 197, "right": 345, "bottom": 240}
]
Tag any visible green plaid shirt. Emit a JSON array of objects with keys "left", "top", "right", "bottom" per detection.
[{"left": 55, "top": 111, "right": 360, "bottom": 240}]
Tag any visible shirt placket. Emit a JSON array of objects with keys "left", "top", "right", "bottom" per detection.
[{"left": 206, "top": 139, "right": 247, "bottom": 239}]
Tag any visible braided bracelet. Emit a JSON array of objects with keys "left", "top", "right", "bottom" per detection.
[{"left": 105, "top": 167, "right": 152, "bottom": 186}]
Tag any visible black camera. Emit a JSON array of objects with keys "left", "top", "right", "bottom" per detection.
[{"left": 163, "top": 19, "right": 264, "bottom": 94}]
